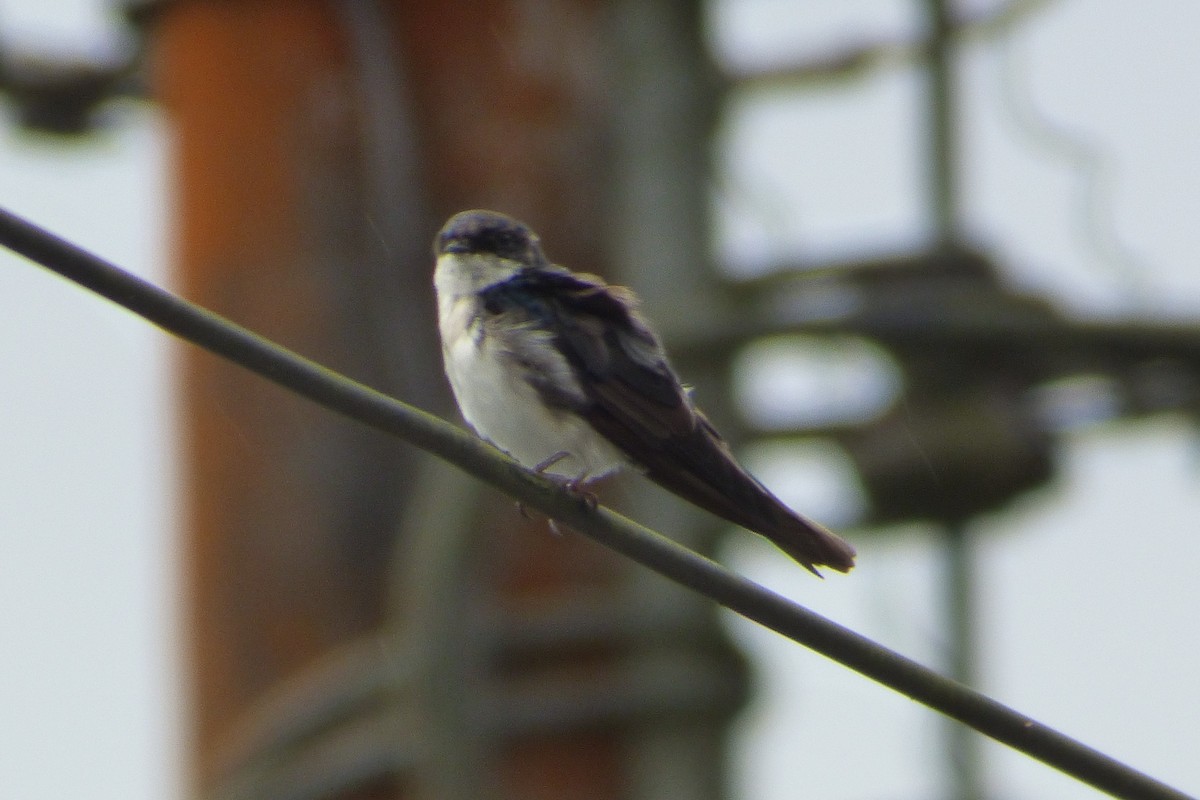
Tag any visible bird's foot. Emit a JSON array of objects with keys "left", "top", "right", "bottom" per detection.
[
  {"left": 515, "top": 452, "right": 598, "bottom": 534},
  {"left": 529, "top": 451, "right": 597, "bottom": 508},
  {"left": 560, "top": 477, "right": 599, "bottom": 511},
  {"left": 517, "top": 451, "right": 572, "bottom": 520}
]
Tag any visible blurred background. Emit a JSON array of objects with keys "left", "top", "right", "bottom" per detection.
[{"left": 2, "top": 1, "right": 1199, "bottom": 799}]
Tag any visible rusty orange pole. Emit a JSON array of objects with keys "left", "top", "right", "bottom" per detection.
[{"left": 154, "top": 1, "right": 639, "bottom": 797}]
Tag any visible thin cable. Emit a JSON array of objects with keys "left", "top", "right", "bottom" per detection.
[
  {"left": 727, "top": 0, "right": 1055, "bottom": 91},
  {"left": 997, "top": 17, "right": 1152, "bottom": 307},
  {"left": 0, "top": 205, "right": 1193, "bottom": 800}
]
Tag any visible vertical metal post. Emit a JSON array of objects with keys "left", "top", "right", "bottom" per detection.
[
  {"left": 942, "top": 522, "right": 983, "bottom": 800},
  {"left": 924, "top": 0, "right": 984, "bottom": 797},
  {"left": 926, "top": 0, "right": 959, "bottom": 246},
  {"left": 609, "top": 2, "right": 745, "bottom": 799}
]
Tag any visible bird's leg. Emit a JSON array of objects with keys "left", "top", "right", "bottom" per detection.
[
  {"left": 533, "top": 450, "right": 572, "bottom": 474},
  {"left": 517, "top": 452, "right": 599, "bottom": 533},
  {"left": 518, "top": 451, "right": 573, "bottom": 520}
]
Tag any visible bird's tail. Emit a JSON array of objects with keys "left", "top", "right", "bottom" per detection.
[
  {"left": 642, "top": 450, "right": 857, "bottom": 575},
  {"left": 759, "top": 511, "right": 856, "bottom": 577}
]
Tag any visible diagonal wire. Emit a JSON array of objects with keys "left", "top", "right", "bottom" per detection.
[{"left": 0, "top": 204, "right": 1193, "bottom": 800}]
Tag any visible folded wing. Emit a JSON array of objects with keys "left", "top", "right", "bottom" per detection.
[{"left": 481, "top": 267, "right": 856, "bottom": 574}]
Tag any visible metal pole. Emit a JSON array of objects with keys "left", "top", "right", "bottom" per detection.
[
  {"left": 924, "top": 0, "right": 984, "bottom": 796},
  {"left": 926, "top": 0, "right": 959, "bottom": 245},
  {"left": 943, "top": 522, "right": 984, "bottom": 800}
]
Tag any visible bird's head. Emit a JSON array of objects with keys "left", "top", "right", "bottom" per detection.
[{"left": 435, "top": 210, "right": 546, "bottom": 269}]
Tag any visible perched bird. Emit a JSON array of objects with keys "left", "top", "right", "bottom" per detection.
[{"left": 432, "top": 209, "right": 856, "bottom": 575}]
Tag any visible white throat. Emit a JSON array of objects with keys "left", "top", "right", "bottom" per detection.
[{"left": 433, "top": 252, "right": 522, "bottom": 302}]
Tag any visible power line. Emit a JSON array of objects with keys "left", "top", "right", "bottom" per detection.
[{"left": 0, "top": 204, "right": 1193, "bottom": 800}]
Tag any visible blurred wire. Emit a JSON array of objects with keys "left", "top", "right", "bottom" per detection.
[
  {"left": 996, "top": 12, "right": 1153, "bottom": 307},
  {"left": 0, "top": 204, "right": 1194, "bottom": 800},
  {"left": 727, "top": 0, "right": 1057, "bottom": 91}
]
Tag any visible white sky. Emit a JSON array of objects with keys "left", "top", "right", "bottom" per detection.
[{"left": 1, "top": 1, "right": 1198, "bottom": 799}]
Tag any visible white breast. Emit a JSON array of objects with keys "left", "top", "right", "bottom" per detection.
[{"left": 437, "top": 291, "right": 625, "bottom": 482}]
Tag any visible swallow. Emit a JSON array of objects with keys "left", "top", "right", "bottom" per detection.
[{"left": 432, "top": 209, "right": 855, "bottom": 575}]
